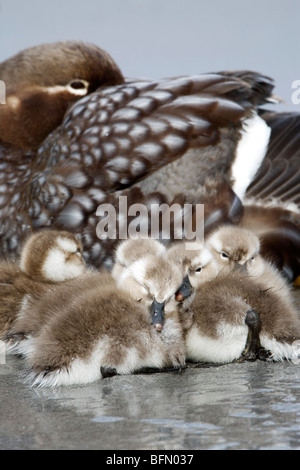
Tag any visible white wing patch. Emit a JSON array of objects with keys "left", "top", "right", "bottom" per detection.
[{"left": 232, "top": 114, "right": 271, "bottom": 200}]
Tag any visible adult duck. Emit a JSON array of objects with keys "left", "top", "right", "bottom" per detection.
[{"left": 1, "top": 41, "right": 299, "bottom": 277}]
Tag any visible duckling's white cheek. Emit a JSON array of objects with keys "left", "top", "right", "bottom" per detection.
[
  {"left": 42, "top": 248, "right": 64, "bottom": 281},
  {"left": 43, "top": 248, "right": 83, "bottom": 281}
]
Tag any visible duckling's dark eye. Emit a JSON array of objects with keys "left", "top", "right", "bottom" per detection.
[
  {"left": 69, "top": 80, "right": 87, "bottom": 90},
  {"left": 195, "top": 267, "right": 202, "bottom": 273},
  {"left": 221, "top": 252, "right": 229, "bottom": 259}
]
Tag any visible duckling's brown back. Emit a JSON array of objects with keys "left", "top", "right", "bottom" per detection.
[{"left": 188, "top": 272, "right": 300, "bottom": 343}]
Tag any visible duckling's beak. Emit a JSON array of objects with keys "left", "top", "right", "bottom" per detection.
[
  {"left": 150, "top": 299, "right": 165, "bottom": 332},
  {"left": 175, "top": 275, "right": 193, "bottom": 302}
]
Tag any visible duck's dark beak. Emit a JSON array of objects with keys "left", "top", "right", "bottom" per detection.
[
  {"left": 175, "top": 275, "right": 193, "bottom": 302},
  {"left": 150, "top": 299, "right": 165, "bottom": 332}
]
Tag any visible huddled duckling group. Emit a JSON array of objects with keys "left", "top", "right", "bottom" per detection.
[{"left": 0, "top": 226, "right": 299, "bottom": 387}]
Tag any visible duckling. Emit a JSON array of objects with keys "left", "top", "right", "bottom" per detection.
[
  {"left": 206, "top": 224, "right": 294, "bottom": 302},
  {"left": 8, "top": 237, "right": 166, "bottom": 350},
  {"left": 178, "top": 270, "right": 300, "bottom": 364},
  {"left": 19, "top": 230, "right": 86, "bottom": 282},
  {"left": 170, "top": 229, "right": 300, "bottom": 363},
  {"left": 20, "top": 250, "right": 186, "bottom": 387},
  {"left": 111, "top": 238, "right": 169, "bottom": 318},
  {"left": 206, "top": 225, "right": 260, "bottom": 275},
  {"left": 162, "top": 241, "right": 220, "bottom": 333},
  {"left": 111, "top": 237, "right": 166, "bottom": 287},
  {"left": 0, "top": 230, "right": 86, "bottom": 339},
  {"left": 243, "top": 243, "right": 295, "bottom": 307},
  {"left": 166, "top": 241, "right": 219, "bottom": 291}
]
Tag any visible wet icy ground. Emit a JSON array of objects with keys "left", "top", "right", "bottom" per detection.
[{"left": 1, "top": 292, "right": 300, "bottom": 450}]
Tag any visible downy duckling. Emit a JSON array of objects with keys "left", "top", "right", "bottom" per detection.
[
  {"left": 113, "top": 238, "right": 166, "bottom": 270},
  {"left": 158, "top": 241, "right": 221, "bottom": 333},
  {"left": 6, "top": 270, "right": 112, "bottom": 357},
  {"left": 206, "top": 224, "right": 295, "bottom": 305},
  {"left": 176, "top": 270, "right": 300, "bottom": 364},
  {"left": 113, "top": 238, "right": 193, "bottom": 330},
  {"left": 172, "top": 229, "right": 300, "bottom": 362},
  {"left": 0, "top": 230, "right": 86, "bottom": 339},
  {"left": 111, "top": 237, "right": 166, "bottom": 300},
  {"left": 7, "top": 238, "right": 168, "bottom": 351},
  {"left": 21, "top": 249, "right": 187, "bottom": 387},
  {"left": 206, "top": 225, "right": 260, "bottom": 275},
  {"left": 166, "top": 241, "right": 219, "bottom": 292}
]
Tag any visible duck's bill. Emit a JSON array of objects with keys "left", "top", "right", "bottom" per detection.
[
  {"left": 175, "top": 275, "right": 193, "bottom": 302},
  {"left": 150, "top": 299, "right": 165, "bottom": 332}
]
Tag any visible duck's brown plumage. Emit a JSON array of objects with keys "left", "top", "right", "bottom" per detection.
[
  {"left": 0, "top": 41, "right": 124, "bottom": 94},
  {"left": 247, "top": 112, "right": 300, "bottom": 204},
  {"left": 238, "top": 112, "right": 300, "bottom": 281},
  {"left": 1, "top": 41, "right": 300, "bottom": 275},
  {"left": 0, "top": 41, "right": 124, "bottom": 150},
  {"left": 0, "top": 66, "right": 270, "bottom": 265},
  {"left": 240, "top": 203, "right": 300, "bottom": 281}
]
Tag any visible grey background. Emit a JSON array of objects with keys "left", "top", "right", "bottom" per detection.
[
  {"left": 0, "top": 0, "right": 299, "bottom": 111},
  {"left": 1, "top": 1, "right": 300, "bottom": 451}
]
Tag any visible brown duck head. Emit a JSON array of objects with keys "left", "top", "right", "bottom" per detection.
[{"left": 0, "top": 40, "right": 124, "bottom": 150}]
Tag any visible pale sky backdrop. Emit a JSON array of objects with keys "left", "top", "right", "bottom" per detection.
[{"left": 0, "top": 0, "right": 299, "bottom": 111}]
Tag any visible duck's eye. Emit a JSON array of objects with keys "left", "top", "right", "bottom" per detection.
[
  {"left": 69, "top": 80, "right": 87, "bottom": 90},
  {"left": 221, "top": 252, "right": 229, "bottom": 259},
  {"left": 195, "top": 267, "right": 202, "bottom": 273}
]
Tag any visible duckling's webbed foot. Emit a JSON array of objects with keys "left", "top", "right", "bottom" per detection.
[
  {"left": 240, "top": 308, "right": 263, "bottom": 361},
  {"left": 257, "top": 347, "right": 273, "bottom": 361},
  {"left": 100, "top": 366, "right": 117, "bottom": 378}
]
